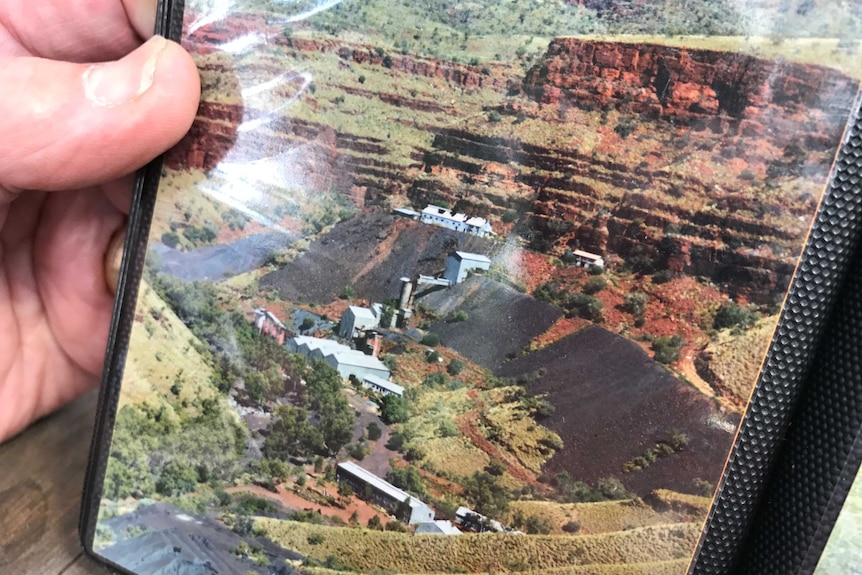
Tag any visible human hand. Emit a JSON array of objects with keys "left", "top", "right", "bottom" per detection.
[{"left": 0, "top": 0, "right": 201, "bottom": 442}]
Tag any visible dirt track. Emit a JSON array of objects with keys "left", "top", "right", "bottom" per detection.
[{"left": 345, "top": 388, "right": 396, "bottom": 477}]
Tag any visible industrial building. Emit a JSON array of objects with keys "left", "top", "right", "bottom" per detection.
[
  {"left": 419, "top": 205, "right": 494, "bottom": 237},
  {"left": 570, "top": 249, "right": 605, "bottom": 269},
  {"left": 339, "top": 305, "right": 380, "bottom": 338},
  {"left": 444, "top": 251, "right": 492, "bottom": 284},
  {"left": 288, "top": 336, "right": 391, "bottom": 382},
  {"left": 252, "top": 308, "right": 288, "bottom": 345},
  {"left": 336, "top": 462, "right": 435, "bottom": 525},
  {"left": 361, "top": 374, "right": 404, "bottom": 398}
]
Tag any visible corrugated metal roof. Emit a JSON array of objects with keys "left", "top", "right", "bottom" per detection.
[
  {"left": 453, "top": 251, "right": 491, "bottom": 264},
  {"left": 416, "top": 520, "right": 462, "bottom": 535},
  {"left": 362, "top": 374, "right": 404, "bottom": 396},
  {"left": 572, "top": 249, "right": 603, "bottom": 261},
  {"left": 337, "top": 462, "right": 410, "bottom": 503},
  {"left": 348, "top": 306, "right": 378, "bottom": 320},
  {"left": 328, "top": 352, "right": 390, "bottom": 373}
]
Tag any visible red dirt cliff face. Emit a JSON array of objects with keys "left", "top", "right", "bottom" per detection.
[{"left": 523, "top": 39, "right": 857, "bottom": 141}]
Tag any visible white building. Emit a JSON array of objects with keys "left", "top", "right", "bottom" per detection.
[
  {"left": 362, "top": 374, "right": 404, "bottom": 398},
  {"left": 420, "top": 205, "right": 494, "bottom": 237},
  {"left": 288, "top": 336, "right": 390, "bottom": 382},
  {"left": 571, "top": 249, "right": 605, "bottom": 269},
  {"left": 444, "top": 251, "right": 492, "bottom": 285},
  {"left": 324, "top": 351, "right": 391, "bottom": 382},
  {"left": 415, "top": 520, "right": 462, "bottom": 535},
  {"left": 336, "top": 462, "right": 435, "bottom": 525},
  {"left": 339, "top": 305, "right": 380, "bottom": 338}
]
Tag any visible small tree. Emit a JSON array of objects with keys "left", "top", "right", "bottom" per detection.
[
  {"left": 447, "top": 359, "right": 465, "bottom": 376},
  {"left": 155, "top": 459, "right": 197, "bottom": 496},
  {"left": 562, "top": 520, "right": 581, "bottom": 533},
  {"left": 421, "top": 332, "right": 441, "bottom": 347},
  {"left": 525, "top": 515, "right": 552, "bottom": 534},
  {"left": 379, "top": 395, "right": 409, "bottom": 424},
  {"left": 652, "top": 335, "right": 683, "bottom": 364},
  {"left": 300, "top": 317, "right": 316, "bottom": 332},
  {"left": 367, "top": 515, "right": 383, "bottom": 530},
  {"left": 582, "top": 276, "right": 607, "bottom": 295},
  {"left": 450, "top": 310, "right": 469, "bottom": 323},
  {"left": 713, "top": 301, "right": 757, "bottom": 330},
  {"left": 622, "top": 292, "right": 648, "bottom": 316},
  {"left": 366, "top": 422, "right": 382, "bottom": 441}
]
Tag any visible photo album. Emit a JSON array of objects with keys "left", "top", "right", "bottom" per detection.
[{"left": 80, "top": 1, "right": 862, "bottom": 574}]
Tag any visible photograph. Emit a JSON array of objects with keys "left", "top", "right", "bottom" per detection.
[{"left": 91, "top": 1, "right": 862, "bottom": 573}]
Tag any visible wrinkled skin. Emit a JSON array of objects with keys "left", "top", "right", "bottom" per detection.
[{"left": 0, "top": 0, "right": 201, "bottom": 442}]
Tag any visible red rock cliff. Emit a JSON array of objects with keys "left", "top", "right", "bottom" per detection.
[{"left": 523, "top": 39, "right": 857, "bottom": 140}]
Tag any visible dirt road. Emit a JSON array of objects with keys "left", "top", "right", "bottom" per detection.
[{"left": 344, "top": 388, "right": 397, "bottom": 477}]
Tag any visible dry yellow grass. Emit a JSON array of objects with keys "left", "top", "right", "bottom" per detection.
[
  {"left": 150, "top": 168, "right": 224, "bottom": 245},
  {"left": 509, "top": 498, "right": 696, "bottom": 536},
  {"left": 421, "top": 436, "right": 490, "bottom": 478},
  {"left": 119, "top": 283, "right": 219, "bottom": 409},
  {"left": 484, "top": 402, "right": 563, "bottom": 475},
  {"left": 299, "top": 559, "right": 689, "bottom": 575},
  {"left": 257, "top": 518, "right": 700, "bottom": 573},
  {"left": 117, "top": 283, "right": 244, "bottom": 429},
  {"left": 702, "top": 316, "right": 779, "bottom": 404},
  {"left": 648, "top": 490, "right": 713, "bottom": 517}
]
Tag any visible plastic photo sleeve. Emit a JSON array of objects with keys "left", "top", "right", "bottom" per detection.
[{"left": 81, "top": 1, "right": 862, "bottom": 574}]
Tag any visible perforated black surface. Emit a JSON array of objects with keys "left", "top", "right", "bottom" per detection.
[
  {"left": 690, "top": 99, "right": 862, "bottom": 574},
  {"left": 734, "top": 137, "right": 862, "bottom": 573}
]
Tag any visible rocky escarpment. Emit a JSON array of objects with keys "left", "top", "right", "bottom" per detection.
[
  {"left": 523, "top": 39, "right": 857, "bottom": 143},
  {"left": 169, "top": 15, "right": 857, "bottom": 304}
]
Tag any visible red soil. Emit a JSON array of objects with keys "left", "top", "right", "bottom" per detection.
[{"left": 227, "top": 482, "right": 390, "bottom": 526}]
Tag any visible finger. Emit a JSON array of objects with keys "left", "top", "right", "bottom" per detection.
[
  {"left": 103, "top": 174, "right": 135, "bottom": 215},
  {"left": 0, "top": 36, "right": 200, "bottom": 193},
  {"left": 34, "top": 188, "right": 127, "bottom": 376},
  {"left": 105, "top": 223, "right": 127, "bottom": 294},
  {"left": 123, "top": 0, "right": 158, "bottom": 41},
  {"left": 0, "top": 0, "right": 155, "bottom": 62}
]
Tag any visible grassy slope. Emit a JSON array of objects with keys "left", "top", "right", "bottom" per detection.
[
  {"left": 118, "top": 281, "right": 225, "bottom": 413},
  {"left": 508, "top": 498, "right": 696, "bottom": 536},
  {"left": 258, "top": 518, "right": 699, "bottom": 573},
  {"left": 299, "top": 560, "right": 689, "bottom": 575},
  {"left": 702, "top": 316, "right": 779, "bottom": 404}
]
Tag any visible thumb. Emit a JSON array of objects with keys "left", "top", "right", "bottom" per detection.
[{"left": 0, "top": 36, "right": 200, "bottom": 192}]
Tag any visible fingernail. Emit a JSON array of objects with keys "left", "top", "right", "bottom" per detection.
[
  {"left": 84, "top": 36, "right": 167, "bottom": 107},
  {"left": 105, "top": 224, "right": 127, "bottom": 294}
]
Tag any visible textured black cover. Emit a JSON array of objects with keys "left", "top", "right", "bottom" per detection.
[
  {"left": 731, "top": 127, "right": 862, "bottom": 573},
  {"left": 690, "top": 98, "right": 862, "bottom": 574}
]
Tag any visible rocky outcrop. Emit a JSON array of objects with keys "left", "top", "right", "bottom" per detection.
[{"left": 523, "top": 39, "right": 857, "bottom": 143}]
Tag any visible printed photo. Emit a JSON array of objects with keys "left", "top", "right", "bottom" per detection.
[{"left": 91, "top": 1, "right": 862, "bottom": 574}]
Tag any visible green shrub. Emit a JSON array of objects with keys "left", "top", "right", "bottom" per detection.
[
  {"left": 421, "top": 332, "right": 441, "bottom": 347},
  {"left": 366, "top": 422, "right": 382, "bottom": 441},
  {"left": 562, "top": 520, "right": 581, "bottom": 533},
  {"left": 161, "top": 231, "right": 180, "bottom": 248},
  {"left": 713, "top": 301, "right": 757, "bottom": 330},
  {"left": 450, "top": 310, "right": 469, "bottom": 323},
  {"left": 582, "top": 276, "right": 607, "bottom": 295},
  {"left": 652, "top": 335, "right": 682, "bottom": 364},
  {"left": 446, "top": 359, "right": 465, "bottom": 376}
]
